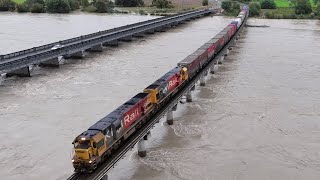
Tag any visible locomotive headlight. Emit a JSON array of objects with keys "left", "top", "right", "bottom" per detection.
[
  {"left": 72, "top": 159, "right": 75, "bottom": 162},
  {"left": 81, "top": 137, "right": 86, "bottom": 141},
  {"left": 89, "top": 160, "right": 92, "bottom": 163}
]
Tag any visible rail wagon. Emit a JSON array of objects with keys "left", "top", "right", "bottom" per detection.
[{"left": 177, "top": 49, "right": 208, "bottom": 78}]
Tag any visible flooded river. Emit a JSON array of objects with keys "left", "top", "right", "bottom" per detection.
[{"left": 0, "top": 12, "right": 319, "bottom": 180}]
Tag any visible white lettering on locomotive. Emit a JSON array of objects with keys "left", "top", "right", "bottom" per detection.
[
  {"left": 168, "top": 78, "right": 178, "bottom": 89},
  {"left": 123, "top": 108, "right": 140, "bottom": 127}
]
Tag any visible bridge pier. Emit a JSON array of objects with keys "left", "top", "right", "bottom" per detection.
[
  {"left": 145, "top": 29, "right": 155, "bottom": 34},
  {"left": 200, "top": 75, "right": 206, "bottom": 86},
  {"left": 167, "top": 109, "right": 173, "bottom": 125},
  {"left": 7, "top": 66, "right": 31, "bottom": 77},
  {"left": 144, "top": 131, "right": 151, "bottom": 140},
  {"left": 186, "top": 90, "right": 193, "bottom": 102},
  {"left": 172, "top": 21, "right": 179, "bottom": 27},
  {"left": 137, "top": 139, "right": 146, "bottom": 157},
  {"left": 172, "top": 104, "right": 178, "bottom": 111},
  {"left": 224, "top": 49, "right": 230, "bottom": 56},
  {"left": 120, "top": 35, "right": 133, "bottom": 41},
  {"left": 69, "top": 50, "right": 85, "bottom": 59},
  {"left": 90, "top": 43, "right": 103, "bottom": 52},
  {"left": 104, "top": 40, "right": 118, "bottom": 46},
  {"left": 218, "top": 56, "right": 224, "bottom": 64},
  {"left": 39, "top": 57, "right": 60, "bottom": 67},
  {"left": 155, "top": 26, "right": 165, "bottom": 32},
  {"left": 133, "top": 32, "right": 145, "bottom": 38},
  {"left": 214, "top": 62, "right": 219, "bottom": 71},
  {"left": 210, "top": 65, "right": 215, "bottom": 74},
  {"left": 101, "top": 174, "right": 108, "bottom": 180}
]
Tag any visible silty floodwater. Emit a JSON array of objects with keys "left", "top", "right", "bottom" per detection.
[{"left": 0, "top": 12, "right": 320, "bottom": 180}]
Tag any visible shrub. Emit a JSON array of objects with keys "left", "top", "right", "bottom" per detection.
[
  {"left": 152, "top": 0, "right": 172, "bottom": 8},
  {"left": 115, "top": 0, "right": 144, "bottom": 7},
  {"left": 30, "top": 2, "right": 45, "bottom": 12},
  {"left": 202, "top": 0, "right": 208, "bottom": 6},
  {"left": 294, "top": 0, "right": 312, "bottom": 14},
  {"left": 260, "top": 0, "right": 276, "bottom": 9},
  {"left": 315, "top": 2, "right": 320, "bottom": 15},
  {"left": 249, "top": 2, "right": 261, "bottom": 16},
  {"left": 46, "top": 0, "right": 71, "bottom": 13},
  {"left": 80, "top": 0, "right": 89, "bottom": 7},
  {"left": 221, "top": 0, "right": 232, "bottom": 12},
  {"left": 16, "top": 3, "right": 29, "bottom": 12},
  {"left": 25, "top": 0, "right": 45, "bottom": 6},
  {"left": 68, "top": 0, "right": 80, "bottom": 10},
  {"left": 0, "top": 0, "right": 16, "bottom": 11},
  {"left": 94, "top": 0, "right": 114, "bottom": 13},
  {"left": 83, "top": 4, "right": 96, "bottom": 12}
]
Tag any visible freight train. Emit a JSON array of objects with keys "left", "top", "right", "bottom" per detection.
[{"left": 71, "top": 7, "right": 248, "bottom": 173}]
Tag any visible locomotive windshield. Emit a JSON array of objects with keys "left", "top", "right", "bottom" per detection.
[{"left": 74, "top": 140, "right": 91, "bottom": 149}]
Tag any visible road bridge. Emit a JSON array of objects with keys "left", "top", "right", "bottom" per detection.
[
  {"left": 67, "top": 10, "right": 248, "bottom": 180},
  {"left": 0, "top": 9, "right": 216, "bottom": 77}
]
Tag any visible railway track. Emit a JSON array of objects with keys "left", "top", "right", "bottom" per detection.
[{"left": 67, "top": 12, "right": 248, "bottom": 180}]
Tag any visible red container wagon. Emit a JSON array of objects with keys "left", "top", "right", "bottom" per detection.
[
  {"left": 217, "top": 30, "right": 229, "bottom": 44},
  {"left": 228, "top": 24, "right": 237, "bottom": 36},
  {"left": 210, "top": 34, "right": 225, "bottom": 53},
  {"left": 223, "top": 26, "right": 234, "bottom": 41},
  {"left": 199, "top": 43, "right": 215, "bottom": 60},
  {"left": 177, "top": 49, "right": 208, "bottom": 78}
]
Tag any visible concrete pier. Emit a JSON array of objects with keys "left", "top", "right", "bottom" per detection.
[
  {"left": 155, "top": 26, "right": 165, "bottom": 32},
  {"left": 218, "top": 56, "right": 224, "bottom": 64},
  {"left": 210, "top": 66, "right": 215, "bottom": 74},
  {"left": 143, "top": 131, "right": 151, "bottom": 140},
  {"left": 104, "top": 40, "right": 118, "bottom": 46},
  {"left": 145, "top": 29, "right": 155, "bottom": 34},
  {"left": 224, "top": 49, "right": 230, "bottom": 56},
  {"left": 200, "top": 75, "right": 206, "bottom": 86},
  {"left": 7, "top": 66, "right": 30, "bottom": 77},
  {"left": 133, "top": 32, "right": 145, "bottom": 37},
  {"left": 69, "top": 50, "right": 85, "bottom": 59},
  {"left": 214, "top": 62, "right": 219, "bottom": 71},
  {"left": 186, "top": 91, "right": 193, "bottom": 102},
  {"left": 167, "top": 109, "right": 173, "bottom": 125},
  {"left": 137, "top": 139, "right": 146, "bottom": 157},
  {"left": 191, "top": 85, "right": 195, "bottom": 91},
  {"left": 39, "top": 57, "right": 60, "bottom": 67},
  {"left": 90, "top": 43, "right": 103, "bottom": 52},
  {"left": 172, "top": 104, "right": 178, "bottom": 111},
  {"left": 120, "top": 35, "right": 133, "bottom": 41},
  {"left": 101, "top": 175, "right": 108, "bottom": 180}
]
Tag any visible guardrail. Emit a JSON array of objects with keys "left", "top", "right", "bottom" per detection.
[
  {"left": 0, "top": 9, "right": 213, "bottom": 74},
  {"left": 67, "top": 11, "right": 248, "bottom": 180}
]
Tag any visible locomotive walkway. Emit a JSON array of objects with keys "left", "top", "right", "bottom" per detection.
[
  {"left": 67, "top": 11, "right": 248, "bottom": 180},
  {"left": 0, "top": 9, "right": 215, "bottom": 77}
]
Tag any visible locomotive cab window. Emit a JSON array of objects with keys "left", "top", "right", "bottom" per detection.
[
  {"left": 75, "top": 140, "right": 91, "bottom": 149},
  {"left": 97, "top": 139, "right": 104, "bottom": 149}
]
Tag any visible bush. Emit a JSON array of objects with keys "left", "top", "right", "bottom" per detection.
[
  {"left": 314, "top": 2, "right": 320, "bottom": 15},
  {"left": 202, "top": 0, "right": 208, "bottom": 6},
  {"left": 25, "top": 0, "right": 45, "bottom": 6},
  {"left": 115, "top": 0, "right": 144, "bottom": 7},
  {"left": 0, "top": 0, "right": 16, "bottom": 11},
  {"left": 261, "top": 0, "right": 276, "bottom": 9},
  {"left": 80, "top": 0, "right": 89, "bottom": 7},
  {"left": 94, "top": 0, "right": 114, "bottom": 13},
  {"left": 46, "top": 0, "right": 71, "bottom": 13},
  {"left": 82, "top": 4, "right": 96, "bottom": 11},
  {"left": 16, "top": 3, "right": 29, "bottom": 12},
  {"left": 30, "top": 2, "right": 45, "bottom": 12},
  {"left": 221, "top": 0, "right": 232, "bottom": 12},
  {"left": 68, "top": 0, "right": 80, "bottom": 10},
  {"left": 294, "top": 0, "right": 312, "bottom": 14},
  {"left": 249, "top": 2, "right": 261, "bottom": 16},
  {"left": 152, "top": 0, "right": 172, "bottom": 8}
]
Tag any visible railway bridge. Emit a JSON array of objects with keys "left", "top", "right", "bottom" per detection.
[
  {"left": 0, "top": 9, "right": 216, "bottom": 77},
  {"left": 67, "top": 8, "right": 248, "bottom": 180}
]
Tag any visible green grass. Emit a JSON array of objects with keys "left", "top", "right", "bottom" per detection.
[
  {"left": 13, "top": 0, "right": 26, "bottom": 4},
  {"left": 273, "top": 0, "right": 317, "bottom": 8}
]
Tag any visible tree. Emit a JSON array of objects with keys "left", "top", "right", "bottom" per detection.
[
  {"left": 16, "top": 3, "right": 29, "bottom": 12},
  {"left": 0, "top": 0, "right": 16, "bottom": 11},
  {"left": 260, "top": 0, "right": 276, "bottom": 9},
  {"left": 249, "top": 2, "right": 261, "bottom": 16},
  {"left": 68, "top": 0, "right": 80, "bottom": 10},
  {"left": 94, "top": 0, "right": 114, "bottom": 13},
  {"left": 80, "top": 0, "right": 89, "bottom": 7},
  {"left": 202, "top": 0, "right": 208, "bottom": 6},
  {"left": 30, "top": 2, "right": 45, "bottom": 12},
  {"left": 294, "top": 0, "right": 312, "bottom": 14},
  {"left": 46, "top": 0, "right": 71, "bottom": 13},
  {"left": 115, "top": 0, "right": 144, "bottom": 7},
  {"left": 221, "top": 0, "right": 232, "bottom": 12},
  {"left": 315, "top": 2, "right": 320, "bottom": 15},
  {"left": 152, "top": 0, "right": 171, "bottom": 8}
]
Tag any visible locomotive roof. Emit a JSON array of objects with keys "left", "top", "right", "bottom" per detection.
[
  {"left": 75, "top": 129, "right": 101, "bottom": 142},
  {"left": 89, "top": 121, "right": 111, "bottom": 132},
  {"left": 125, "top": 92, "right": 149, "bottom": 105},
  {"left": 146, "top": 67, "right": 181, "bottom": 89}
]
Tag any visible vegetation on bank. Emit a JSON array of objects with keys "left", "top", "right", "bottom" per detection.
[
  {"left": 0, "top": 0, "right": 205, "bottom": 14},
  {"left": 221, "top": 0, "right": 320, "bottom": 19}
]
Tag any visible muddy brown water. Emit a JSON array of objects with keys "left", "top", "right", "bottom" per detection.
[{"left": 0, "top": 12, "right": 319, "bottom": 180}]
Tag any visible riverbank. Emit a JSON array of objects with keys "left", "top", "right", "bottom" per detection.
[{"left": 262, "top": 8, "right": 320, "bottom": 19}]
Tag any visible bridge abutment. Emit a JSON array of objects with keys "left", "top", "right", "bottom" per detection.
[
  {"left": 167, "top": 109, "right": 173, "bottom": 125},
  {"left": 137, "top": 139, "right": 146, "bottom": 157},
  {"left": 39, "top": 57, "right": 60, "bottom": 67},
  {"left": 7, "top": 66, "right": 31, "bottom": 77}
]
